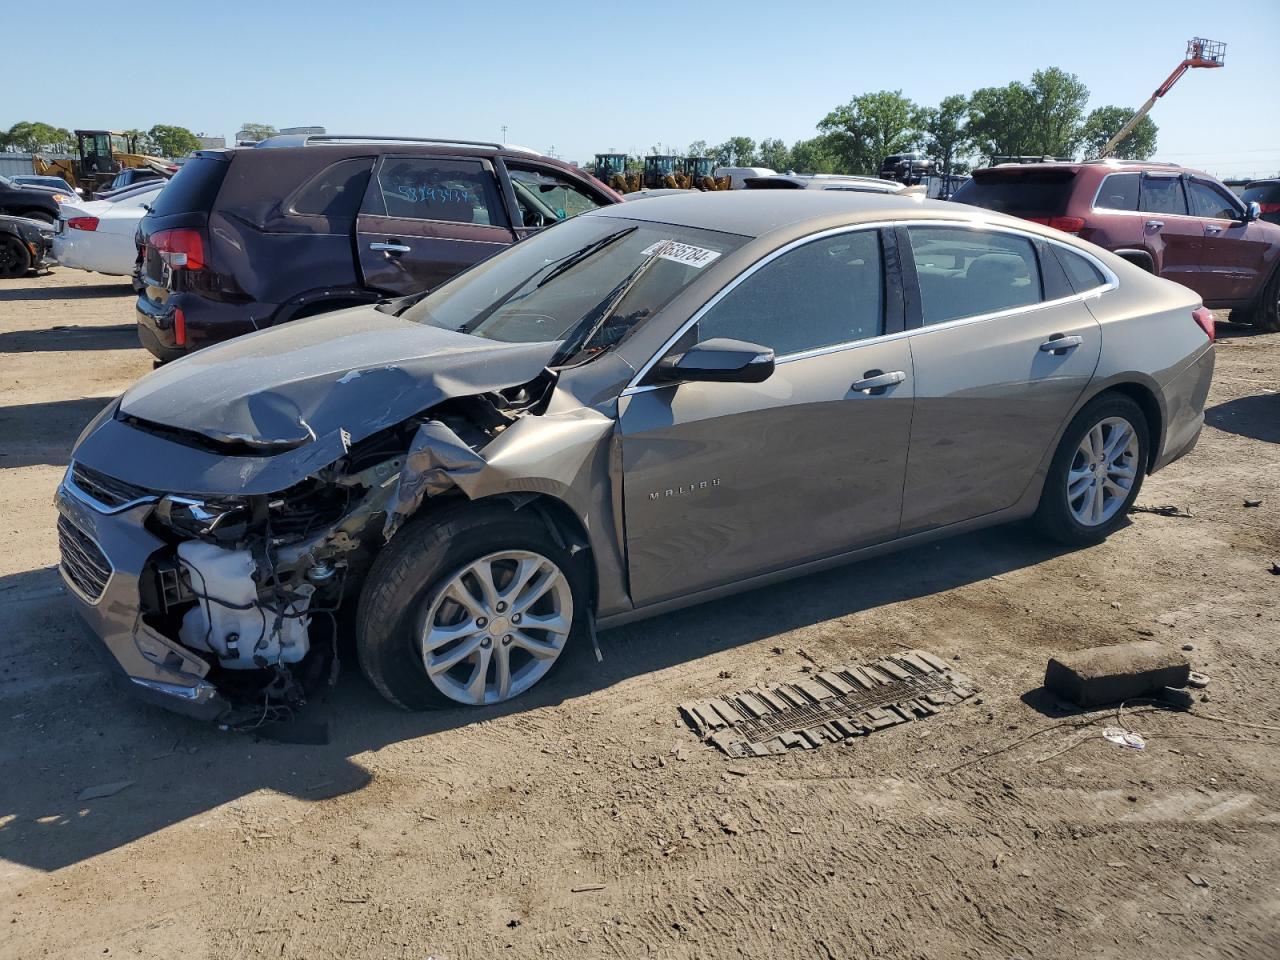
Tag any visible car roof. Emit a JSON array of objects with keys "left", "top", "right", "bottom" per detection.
[{"left": 588, "top": 188, "right": 1007, "bottom": 238}]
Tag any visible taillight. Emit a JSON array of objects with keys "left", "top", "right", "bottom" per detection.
[
  {"left": 1192, "top": 306, "right": 1215, "bottom": 342},
  {"left": 174, "top": 308, "right": 187, "bottom": 346},
  {"left": 1259, "top": 202, "right": 1280, "bottom": 216},
  {"left": 67, "top": 216, "right": 99, "bottom": 232},
  {"left": 150, "top": 228, "right": 207, "bottom": 271},
  {"left": 1028, "top": 216, "right": 1086, "bottom": 234}
]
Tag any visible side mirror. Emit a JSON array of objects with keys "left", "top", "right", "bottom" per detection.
[
  {"left": 1243, "top": 201, "right": 1262, "bottom": 223},
  {"left": 649, "top": 337, "right": 775, "bottom": 385}
]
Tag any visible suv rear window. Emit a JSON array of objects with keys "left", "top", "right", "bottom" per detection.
[
  {"left": 951, "top": 168, "right": 1076, "bottom": 216},
  {"left": 145, "top": 155, "right": 228, "bottom": 217},
  {"left": 1242, "top": 182, "right": 1280, "bottom": 204},
  {"left": 291, "top": 157, "right": 374, "bottom": 219},
  {"left": 1093, "top": 173, "right": 1139, "bottom": 211}
]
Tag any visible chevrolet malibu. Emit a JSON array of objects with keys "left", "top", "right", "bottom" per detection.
[{"left": 56, "top": 191, "right": 1215, "bottom": 723}]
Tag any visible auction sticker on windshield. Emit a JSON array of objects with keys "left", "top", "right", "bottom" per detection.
[{"left": 641, "top": 240, "right": 722, "bottom": 269}]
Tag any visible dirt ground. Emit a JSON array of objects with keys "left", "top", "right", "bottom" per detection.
[{"left": 1, "top": 269, "right": 1277, "bottom": 960}]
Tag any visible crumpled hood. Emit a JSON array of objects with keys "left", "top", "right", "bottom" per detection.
[{"left": 118, "top": 305, "right": 557, "bottom": 450}]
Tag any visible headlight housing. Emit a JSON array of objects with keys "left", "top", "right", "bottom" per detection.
[{"left": 154, "top": 495, "right": 250, "bottom": 540}]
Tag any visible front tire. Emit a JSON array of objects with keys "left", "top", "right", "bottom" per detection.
[
  {"left": 0, "top": 235, "right": 32, "bottom": 278},
  {"left": 356, "top": 503, "right": 586, "bottom": 710},
  {"left": 1035, "top": 394, "right": 1149, "bottom": 546}
]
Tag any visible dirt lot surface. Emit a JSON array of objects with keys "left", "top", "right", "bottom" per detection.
[{"left": 1, "top": 269, "right": 1278, "bottom": 960}]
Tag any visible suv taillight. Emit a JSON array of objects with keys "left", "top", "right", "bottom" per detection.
[
  {"left": 1027, "top": 216, "right": 1086, "bottom": 234},
  {"left": 67, "top": 216, "right": 99, "bottom": 232},
  {"left": 1259, "top": 202, "right": 1280, "bottom": 216},
  {"left": 1192, "top": 306, "right": 1215, "bottom": 342},
  {"left": 150, "top": 228, "right": 207, "bottom": 271}
]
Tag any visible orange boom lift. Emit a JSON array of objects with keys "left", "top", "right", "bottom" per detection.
[{"left": 1097, "top": 38, "right": 1226, "bottom": 159}]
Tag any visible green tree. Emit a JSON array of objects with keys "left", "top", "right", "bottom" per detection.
[
  {"left": 966, "top": 82, "right": 1035, "bottom": 162},
  {"left": 238, "top": 122, "right": 278, "bottom": 142},
  {"left": 1025, "top": 67, "right": 1089, "bottom": 157},
  {"left": 147, "top": 124, "right": 201, "bottom": 158},
  {"left": 756, "top": 137, "right": 791, "bottom": 172},
  {"left": 712, "top": 136, "right": 757, "bottom": 166},
  {"left": 686, "top": 139, "right": 709, "bottom": 157},
  {"left": 2, "top": 121, "right": 74, "bottom": 153},
  {"left": 819, "top": 90, "right": 922, "bottom": 174},
  {"left": 1081, "top": 105, "right": 1157, "bottom": 159},
  {"left": 788, "top": 136, "right": 841, "bottom": 174},
  {"left": 121, "top": 128, "right": 153, "bottom": 154},
  {"left": 921, "top": 94, "right": 973, "bottom": 178}
]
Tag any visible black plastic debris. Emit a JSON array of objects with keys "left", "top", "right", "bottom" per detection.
[{"left": 680, "top": 650, "right": 977, "bottom": 757}]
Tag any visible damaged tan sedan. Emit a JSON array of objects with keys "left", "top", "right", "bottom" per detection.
[{"left": 55, "top": 191, "right": 1215, "bottom": 723}]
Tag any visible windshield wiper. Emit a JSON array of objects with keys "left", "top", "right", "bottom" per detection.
[
  {"left": 535, "top": 226, "right": 636, "bottom": 288},
  {"left": 549, "top": 248, "right": 662, "bottom": 367}
]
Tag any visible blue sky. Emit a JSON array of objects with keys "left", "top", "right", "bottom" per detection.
[{"left": 7, "top": 0, "right": 1278, "bottom": 178}]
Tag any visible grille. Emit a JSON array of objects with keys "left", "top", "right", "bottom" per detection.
[
  {"left": 70, "top": 462, "right": 154, "bottom": 510},
  {"left": 58, "top": 515, "right": 113, "bottom": 602}
]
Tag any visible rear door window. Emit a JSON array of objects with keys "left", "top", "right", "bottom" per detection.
[
  {"left": 1186, "top": 179, "right": 1241, "bottom": 220},
  {"left": 291, "top": 157, "right": 374, "bottom": 220},
  {"left": 1093, "top": 173, "right": 1139, "bottom": 211},
  {"left": 362, "top": 157, "right": 508, "bottom": 226},
  {"left": 1138, "top": 176, "right": 1188, "bottom": 216},
  {"left": 906, "top": 226, "right": 1044, "bottom": 324}
]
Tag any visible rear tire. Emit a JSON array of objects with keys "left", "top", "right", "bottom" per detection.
[
  {"left": 0, "top": 235, "right": 32, "bottom": 278},
  {"left": 1034, "top": 394, "right": 1150, "bottom": 546},
  {"left": 1253, "top": 268, "right": 1280, "bottom": 333},
  {"left": 356, "top": 503, "right": 587, "bottom": 710}
]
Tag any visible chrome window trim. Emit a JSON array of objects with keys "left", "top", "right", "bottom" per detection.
[{"left": 620, "top": 218, "right": 1117, "bottom": 397}]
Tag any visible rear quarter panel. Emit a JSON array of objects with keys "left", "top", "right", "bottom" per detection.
[{"left": 1082, "top": 252, "right": 1212, "bottom": 464}]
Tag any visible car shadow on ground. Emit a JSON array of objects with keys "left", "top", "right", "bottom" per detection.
[
  {"left": 0, "top": 397, "right": 116, "bottom": 468},
  {"left": 0, "top": 522, "right": 1073, "bottom": 872},
  {"left": 0, "top": 323, "right": 138, "bottom": 354},
  {"left": 0, "top": 280, "right": 133, "bottom": 302},
  {"left": 1206, "top": 393, "right": 1280, "bottom": 444}
]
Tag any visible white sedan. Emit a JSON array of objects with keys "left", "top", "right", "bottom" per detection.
[{"left": 52, "top": 182, "right": 163, "bottom": 277}]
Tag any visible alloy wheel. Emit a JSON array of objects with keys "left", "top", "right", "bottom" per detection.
[
  {"left": 419, "top": 550, "right": 573, "bottom": 705},
  {"left": 1066, "top": 416, "right": 1140, "bottom": 527}
]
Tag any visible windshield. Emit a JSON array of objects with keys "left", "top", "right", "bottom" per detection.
[
  {"left": 401, "top": 215, "right": 747, "bottom": 366},
  {"left": 952, "top": 169, "right": 1076, "bottom": 216}
]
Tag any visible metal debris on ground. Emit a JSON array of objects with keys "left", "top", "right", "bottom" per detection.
[
  {"left": 679, "top": 650, "right": 976, "bottom": 757},
  {"left": 1130, "top": 503, "right": 1194, "bottom": 518},
  {"left": 1102, "top": 728, "right": 1146, "bottom": 750}
]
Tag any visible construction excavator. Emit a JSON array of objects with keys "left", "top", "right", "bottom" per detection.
[
  {"left": 1096, "top": 39, "right": 1226, "bottom": 159},
  {"left": 593, "top": 152, "right": 729, "bottom": 193},
  {"left": 33, "top": 130, "right": 174, "bottom": 198}
]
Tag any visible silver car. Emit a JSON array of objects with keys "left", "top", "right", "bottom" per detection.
[{"left": 56, "top": 191, "right": 1215, "bottom": 721}]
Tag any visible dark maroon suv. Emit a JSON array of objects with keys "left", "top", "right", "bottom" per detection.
[
  {"left": 135, "top": 135, "right": 623, "bottom": 360},
  {"left": 952, "top": 161, "right": 1280, "bottom": 331}
]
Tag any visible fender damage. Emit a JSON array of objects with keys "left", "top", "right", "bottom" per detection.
[{"left": 56, "top": 306, "right": 620, "bottom": 726}]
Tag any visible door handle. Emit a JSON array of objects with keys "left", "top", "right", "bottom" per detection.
[
  {"left": 1205, "top": 224, "right": 1224, "bottom": 234},
  {"left": 1144, "top": 220, "right": 1164, "bottom": 230},
  {"left": 1039, "top": 334, "right": 1083, "bottom": 355},
  {"left": 850, "top": 369, "right": 906, "bottom": 394},
  {"left": 369, "top": 241, "right": 411, "bottom": 254}
]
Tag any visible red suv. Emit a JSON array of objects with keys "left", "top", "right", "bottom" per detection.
[
  {"left": 952, "top": 161, "right": 1280, "bottom": 331},
  {"left": 134, "top": 135, "right": 624, "bottom": 361}
]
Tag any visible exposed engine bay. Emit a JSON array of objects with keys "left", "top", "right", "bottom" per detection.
[{"left": 131, "top": 373, "right": 557, "bottom": 728}]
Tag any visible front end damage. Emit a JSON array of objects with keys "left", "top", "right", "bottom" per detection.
[{"left": 55, "top": 369, "right": 588, "bottom": 727}]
